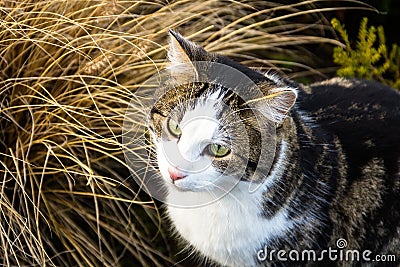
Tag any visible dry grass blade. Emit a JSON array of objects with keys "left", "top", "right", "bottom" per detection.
[{"left": 0, "top": 0, "right": 374, "bottom": 266}]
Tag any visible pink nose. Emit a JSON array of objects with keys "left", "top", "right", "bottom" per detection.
[{"left": 168, "top": 166, "right": 186, "bottom": 181}]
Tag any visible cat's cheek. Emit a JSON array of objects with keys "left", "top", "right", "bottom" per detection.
[{"left": 156, "top": 145, "right": 173, "bottom": 184}]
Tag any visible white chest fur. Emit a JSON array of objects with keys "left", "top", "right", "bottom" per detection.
[{"left": 166, "top": 181, "right": 293, "bottom": 267}]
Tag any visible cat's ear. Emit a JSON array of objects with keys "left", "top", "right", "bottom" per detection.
[
  {"left": 168, "top": 30, "right": 209, "bottom": 63},
  {"left": 258, "top": 85, "right": 298, "bottom": 124},
  {"left": 167, "top": 30, "right": 206, "bottom": 83}
]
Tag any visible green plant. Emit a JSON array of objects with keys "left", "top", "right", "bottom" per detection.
[{"left": 332, "top": 17, "right": 400, "bottom": 89}]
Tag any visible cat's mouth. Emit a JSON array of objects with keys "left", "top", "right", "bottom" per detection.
[
  {"left": 168, "top": 166, "right": 187, "bottom": 182},
  {"left": 165, "top": 166, "right": 198, "bottom": 191},
  {"left": 169, "top": 177, "right": 202, "bottom": 191},
  {"left": 170, "top": 180, "right": 199, "bottom": 192},
  {"left": 164, "top": 171, "right": 216, "bottom": 192}
]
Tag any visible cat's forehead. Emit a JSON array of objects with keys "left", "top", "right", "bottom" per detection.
[{"left": 151, "top": 82, "right": 233, "bottom": 118}]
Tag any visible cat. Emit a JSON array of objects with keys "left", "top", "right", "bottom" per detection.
[{"left": 147, "top": 30, "right": 400, "bottom": 267}]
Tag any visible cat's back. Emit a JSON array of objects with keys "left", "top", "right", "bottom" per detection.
[
  {"left": 298, "top": 77, "right": 400, "bottom": 127},
  {"left": 297, "top": 77, "right": 400, "bottom": 173},
  {"left": 296, "top": 77, "right": 399, "bottom": 257}
]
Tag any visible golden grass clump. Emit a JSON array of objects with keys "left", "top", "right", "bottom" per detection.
[{"left": 0, "top": 0, "right": 373, "bottom": 266}]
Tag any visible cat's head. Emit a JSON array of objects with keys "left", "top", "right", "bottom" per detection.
[{"left": 148, "top": 30, "right": 297, "bottom": 193}]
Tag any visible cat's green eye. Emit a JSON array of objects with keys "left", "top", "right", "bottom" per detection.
[
  {"left": 167, "top": 118, "right": 182, "bottom": 137},
  {"left": 208, "top": 143, "right": 231, "bottom": 158}
]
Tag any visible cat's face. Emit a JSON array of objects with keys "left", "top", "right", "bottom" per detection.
[
  {"left": 150, "top": 82, "right": 256, "bottom": 192},
  {"left": 148, "top": 31, "right": 297, "bottom": 193}
]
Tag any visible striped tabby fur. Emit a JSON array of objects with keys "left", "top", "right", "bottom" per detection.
[{"left": 148, "top": 31, "right": 399, "bottom": 266}]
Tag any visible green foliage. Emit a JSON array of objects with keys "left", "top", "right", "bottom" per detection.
[{"left": 332, "top": 17, "right": 400, "bottom": 89}]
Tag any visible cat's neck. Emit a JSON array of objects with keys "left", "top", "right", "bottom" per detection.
[{"left": 165, "top": 109, "right": 343, "bottom": 265}]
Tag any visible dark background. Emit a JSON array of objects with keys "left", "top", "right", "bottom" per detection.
[{"left": 333, "top": 0, "right": 400, "bottom": 45}]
